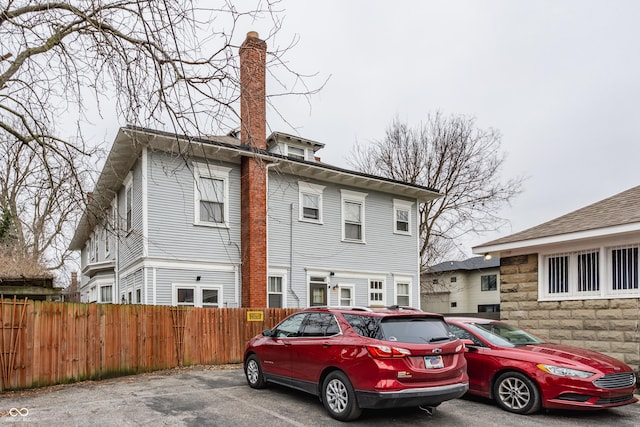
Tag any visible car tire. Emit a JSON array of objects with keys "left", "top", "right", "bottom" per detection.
[
  {"left": 493, "top": 371, "right": 541, "bottom": 414},
  {"left": 244, "top": 354, "right": 266, "bottom": 389},
  {"left": 322, "top": 371, "right": 362, "bottom": 421}
]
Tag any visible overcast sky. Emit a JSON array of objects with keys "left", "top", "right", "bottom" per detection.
[{"left": 247, "top": 0, "right": 640, "bottom": 258}]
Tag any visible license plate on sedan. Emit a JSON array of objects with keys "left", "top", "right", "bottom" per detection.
[{"left": 424, "top": 355, "right": 444, "bottom": 369}]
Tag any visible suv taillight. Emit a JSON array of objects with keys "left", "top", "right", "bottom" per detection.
[{"left": 366, "top": 344, "right": 411, "bottom": 358}]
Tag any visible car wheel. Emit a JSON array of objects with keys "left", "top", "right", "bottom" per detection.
[
  {"left": 322, "top": 371, "right": 362, "bottom": 421},
  {"left": 244, "top": 354, "right": 266, "bottom": 389},
  {"left": 493, "top": 371, "right": 541, "bottom": 414}
]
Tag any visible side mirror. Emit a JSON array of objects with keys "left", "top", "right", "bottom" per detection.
[
  {"left": 461, "top": 339, "right": 477, "bottom": 352},
  {"left": 262, "top": 329, "right": 274, "bottom": 337}
]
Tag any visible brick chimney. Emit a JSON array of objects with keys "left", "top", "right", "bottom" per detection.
[
  {"left": 240, "top": 31, "right": 268, "bottom": 307},
  {"left": 70, "top": 271, "right": 79, "bottom": 302}
]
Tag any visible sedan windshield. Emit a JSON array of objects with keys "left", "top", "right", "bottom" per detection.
[{"left": 467, "top": 322, "right": 546, "bottom": 347}]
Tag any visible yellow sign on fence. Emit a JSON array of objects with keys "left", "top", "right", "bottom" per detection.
[{"left": 247, "top": 311, "right": 264, "bottom": 322}]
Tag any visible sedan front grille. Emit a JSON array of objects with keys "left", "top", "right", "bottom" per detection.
[{"left": 593, "top": 372, "right": 636, "bottom": 389}]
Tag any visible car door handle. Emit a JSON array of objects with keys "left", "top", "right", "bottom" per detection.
[
  {"left": 322, "top": 342, "right": 330, "bottom": 348},
  {"left": 284, "top": 341, "right": 292, "bottom": 346}
]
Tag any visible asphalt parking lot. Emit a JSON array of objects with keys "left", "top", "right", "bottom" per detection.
[{"left": 1, "top": 365, "right": 639, "bottom": 426}]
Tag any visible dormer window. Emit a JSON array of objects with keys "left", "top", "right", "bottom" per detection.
[{"left": 287, "top": 145, "right": 305, "bottom": 161}]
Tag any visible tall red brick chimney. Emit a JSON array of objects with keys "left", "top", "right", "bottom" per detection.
[{"left": 240, "top": 31, "right": 268, "bottom": 307}]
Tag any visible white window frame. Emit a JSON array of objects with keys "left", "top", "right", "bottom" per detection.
[
  {"left": 286, "top": 145, "right": 306, "bottom": 161},
  {"left": 193, "top": 163, "right": 231, "bottom": 228},
  {"left": 393, "top": 199, "right": 413, "bottom": 235},
  {"left": 106, "top": 201, "right": 116, "bottom": 257},
  {"left": 123, "top": 172, "right": 133, "bottom": 233},
  {"left": 172, "top": 283, "right": 224, "bottom": 307},
  {"left": 368, "top": 279, "right": 385, "bottom": 306},
  {"left": 100, "top": 285, "right": 113, "bottom": 304},
  {"left": 298, "top": 181, "right": 325, "bottom": 224},
  {"left": 539, "top": 243, "right": 640, "bottom": 301},
  {"left": 267, "top": 275, "right": 285, "bottom": 308},
  {"left": 335, "top": 284, "right": 354, "bottom": 307},
  {"left": 341, "top": 189, "right": 367, "bottom": 243},
  {"left": 394, "top": 277, "right": 412, "bottom": 307},
  {"left": 201, "top": 287, "right": 222, "bottom": 308},
  {"left": 88, "top": 238, "right": 94, "bottom": 262}
]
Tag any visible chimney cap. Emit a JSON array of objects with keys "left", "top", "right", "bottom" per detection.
[{"left": 246, "top": 31, "right": 260, "bottom": 39}]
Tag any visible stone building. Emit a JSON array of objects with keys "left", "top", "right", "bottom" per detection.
[{"left": 474, "top": 185, "right": 640, "bottom": 375}]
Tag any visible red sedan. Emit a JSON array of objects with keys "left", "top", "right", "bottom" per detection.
[{"left": 446, "top": 317, "right": 637, "bottom": 414}]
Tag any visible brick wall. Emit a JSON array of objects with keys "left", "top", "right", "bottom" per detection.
[{"left": 500, "top": 254, "right": 640, "bottom": 374}]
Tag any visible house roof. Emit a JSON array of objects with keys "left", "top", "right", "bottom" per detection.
[
  {"left": 474, "top": 184, "right": 640, "bottom": 253},
  {"left": 267, "top": 131, "right": 325, "bottom": 151},
  {"left": 424, "top": 256, "right": 499, "bottom": 273},
  {"left": 69, "top": 126, "right": 442, "bottom": 249}
]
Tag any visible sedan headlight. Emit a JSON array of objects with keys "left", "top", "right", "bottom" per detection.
[{"left": 537, "top": 364, "right": 595, "bottom": 379}]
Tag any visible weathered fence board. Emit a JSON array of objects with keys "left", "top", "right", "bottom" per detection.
[{"left": 0, "top": 298, "right": 296, "bottom": 391}]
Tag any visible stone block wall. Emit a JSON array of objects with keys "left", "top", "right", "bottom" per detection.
[{"left": 500, "top": 254, "right": 640, "bottom": 375}]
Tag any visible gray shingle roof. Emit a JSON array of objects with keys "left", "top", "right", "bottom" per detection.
[
  {"left": 426, "top": 256, "right": 500, "bottom": 273},
  {"left": 477, "top": 185, "right": 640, "bottom": 247}
]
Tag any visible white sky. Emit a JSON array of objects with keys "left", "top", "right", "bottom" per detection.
[{"left": 256, "top": 0, "right": 640, "bottom": 258}]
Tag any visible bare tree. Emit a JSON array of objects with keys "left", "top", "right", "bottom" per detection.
[
  {"left": 0, "top": 1, "right": 317, "bottom": 277},
  {"left": 348, "top": 113, "right": 524, "bottom": 271},
  {"left": 0, "top": 132, "right": 95, "bottom": 277}
]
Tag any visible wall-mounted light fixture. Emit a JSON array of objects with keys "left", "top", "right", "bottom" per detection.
[
  {"left": 332, "top": 284, "right": 339, "bottom": 292},
  {"left": 484, "top": 253, "right": 492, "bottom": 261},
  {"left": 330, "top": 272, "right": 335, "bottom": 276},
  {"left": 196, "top": 276, "right": 201, "bottom": 281}
]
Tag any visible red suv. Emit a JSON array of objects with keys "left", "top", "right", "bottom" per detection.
[{"left": 244, "top": 306, "right": 469, "bottom": 421}]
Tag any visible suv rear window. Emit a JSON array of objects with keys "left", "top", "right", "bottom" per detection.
[
  {"left": 381, "top": 317, "right": 453, "bottom": 344},
  {"left": 344, "top": 314, "right": 453, "bottom": 344}
]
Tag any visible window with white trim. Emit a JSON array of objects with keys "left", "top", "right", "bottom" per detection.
[
  {"left": 395, "top": 282, "right": 410, "bottom": 306},
  {"left": 100, "top": 285, "right": 112, "bottom": 303},
  {"left": 299, "top": 182, "right": 325, "bottom": 223},
  {"left": 202, "top": 288, "right": 220, "bottom": 307},
  {"left": 268, "top": 276, "right": 284, "bottom": 308},
  {"left": 174, "top": 284, "right": 224, "bottom": 307},
  {"left": 287, "top": 145, "right": 305, "bottom": 160},
  {"left": 124, "top": 173, "right": 133, "bottom": 232},
  {"left": 369, "top": 279, "right": 384, "bottom": 306},
  {"left": 104, "top": 226, "right": 110, "bottom": 257},
  {"left": 393, "top": 199, "right": 413, "bottom": 235},
  {"left": 176, "top": 287, "right": 195, "bottom": 306},
  {"left": 194, "top": 163, "right": 231, "bottom": 227},
  {"left": 540, "top": 244, "right": 640, "bottom": 300},
  {"left": 136, "top": 288, "right": 141, "bottom": 304},
  {"left": 341, "top": 190, "right": 367, "bottom": 243},
  {"left": 611, "top": 246, "right": 638, "bottom": 291},
  {"left": 338, "top": 286, "right": 354, "bottom": 306}
]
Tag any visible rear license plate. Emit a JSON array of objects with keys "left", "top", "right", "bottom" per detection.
[{"left": 424, "top": 355, "right": 444, "bottom": 369}]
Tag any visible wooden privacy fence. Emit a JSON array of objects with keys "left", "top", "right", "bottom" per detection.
[{"left": 0, "top": 297, "right": 297, "bottom": 391}]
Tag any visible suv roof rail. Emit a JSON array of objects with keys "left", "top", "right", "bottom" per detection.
[
  {"left": 308, "top": 305, "right": 373, "bottom": 312},
  {"left": 386, "top": 305, "right": 423, "bottom": 311}
]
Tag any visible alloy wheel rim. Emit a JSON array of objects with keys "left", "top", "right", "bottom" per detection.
[
  {"left": 326, "top": 379, "right": 348, "bottom": 413},
  {"left": 247, "top": 360, "right": 258, "bottom": 384},
  {"left": 498, "top": 377, "right": 530, "bottom": 410}
]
